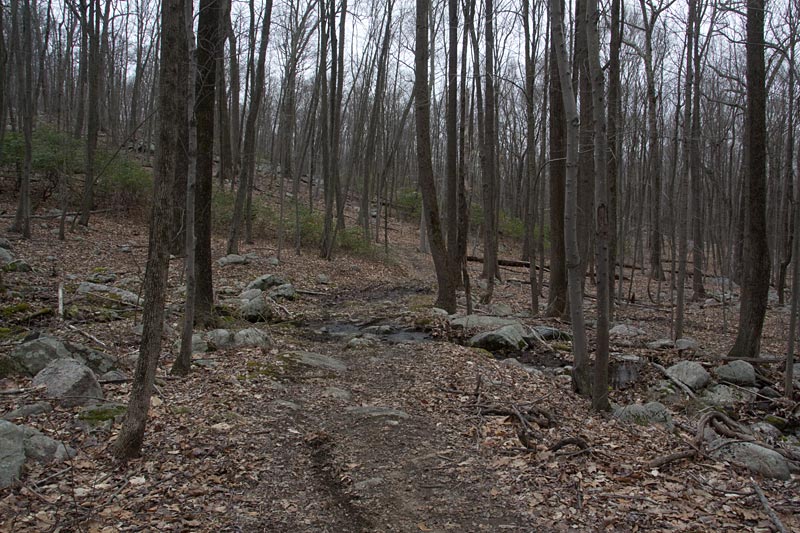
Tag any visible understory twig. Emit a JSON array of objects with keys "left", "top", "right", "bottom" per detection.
[{"left": 751, "top": 480, "right": 789, "bottom": 533}]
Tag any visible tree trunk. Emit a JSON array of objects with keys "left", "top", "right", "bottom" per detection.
[
  {"left": 551, "top": 0, "right": 589, "bottom": 396},
  {"left": 173, "top": 0, "right": 198, "bottom": 377},
  {"left": 607, "top": 0, "right": 621, "bottom": 319},
  {"left": 193, "top": 0, "right": 220, "bottom": 326},
  {"left": 523, "top": 0, "right": 539, "bottom": 315},
  {"left": 586, "top": 0, "right": 609, "bottom": 411},
  {"left": 728, "top": 0, "right": 770, "bottom": 359},
  {"left": 78, "top": 0, "right": 102, "bottom": 227},
  {"left": 546, "top": 1, "right": 568, "bottom": 319},
  {"left": 676, "top": 0, "right": 695, "bottom": 340},
  {"left": 416, "top": 0, "right": 457, "bottom": 313},
  {"left": 113, "top": 0, "right": 183, "bottom": 460},
  {"left": 11, "top": 0, "right": 33, "bottom": 239},
  {"left": 228, "top": 0, "right": 273, "bottom": 255},
  {"left": 481, "top": 0, "right": 499, "bottom": 304}
]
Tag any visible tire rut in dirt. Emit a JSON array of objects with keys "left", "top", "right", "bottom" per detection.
[{"left": 305, "top": 431, "right": 376, "bottom": 532}]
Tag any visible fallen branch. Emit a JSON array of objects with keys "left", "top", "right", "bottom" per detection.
[
  {"left": 467, "top": 255, "right": 543, "bottom": 270},
  {"left": 715, "top": 355, "right": 785, "bottom": 364},
  {"left": 66, "top": 323, "right": 108, "bottom": 348},
  {"left": 751, "top": 481, "right": 789, "bottom": 533},
  {"left": 651, "top": 362, "right": 697, "bottom": 399},
  {"left": 647, "top": 449, "right": 697, "bottom": 469},
  {"left": 296, "top": 289, "right": 327, "bottom": 296},
  {"left": 550, "top": 436, "right": 589, "bottom": 454}
]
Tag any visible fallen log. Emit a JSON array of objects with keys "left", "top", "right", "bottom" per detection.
[{"left": 467, "top": 255, "right": 545, "bottom": 270}]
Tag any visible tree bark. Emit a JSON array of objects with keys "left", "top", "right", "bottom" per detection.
[
  {"left": 546, "top": 1, "right": 568, "bottom": 319},
  {"left": 416, "top": 0, "right": 457, "bottom": 313},
  {"left": 551, "top": 0, "right": 589, "bottom": 396},
  {"left": 586, "top": 0, "right": 610, "bottom": 411},
  {"left": 113, "top": 0, "right": 183, "bottom": 460},
  {"left": 194, "top": 0, "right": 220, "bottom": 326},
  {"left": 728, "top": 0, "right": 770, "bottom": 359}
]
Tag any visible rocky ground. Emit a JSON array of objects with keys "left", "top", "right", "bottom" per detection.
[{"left": 0, "top": 202, "right": 799, "bottom": 532}]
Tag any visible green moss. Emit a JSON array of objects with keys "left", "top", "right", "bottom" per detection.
[
  {"left": 553, "top": 342, "right": 571, "bottom": 352},
  {"left": 0, "top": 357, "right": 19, "bottom": 378},
  {"left": 78, "top": 405, "right": 127, "bottom": 424},
  {"left": 470, "top": 347, "right": 494, "bottom": 359},
  {"left": 408, "top": 294, "right": 435, "bottom": 311},
  {"left": 92, "top": 266, "right": 108, "bottom": 273},
  {"left": 171, "top": 406, "right": 191, "bottom": 415},
  {"left": 1, "top": 302, "right": 32, "bottom": 318}
]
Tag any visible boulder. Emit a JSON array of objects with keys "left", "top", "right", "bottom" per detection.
[
  {"left": 675, "top": 338, "right": 699, "bottom": 351},
  {"left": 4, "top": 260, "right": 31, "bottom": 272},
  {"left": 65, "top": 342, "right": 120, "bottom": 375},
  {"left": 3, "top": 402, "right": 53, "bottom": 421},
  {"left": 245, "top": 274, "right": 288, "bottom": 292},
  {"left": 345, "top": 406, "right": 410, "bottom": 419},
  {"left": 449, "top": 315, "right": 521, "bottom": 330},
  {"left": 700, "top": 384, "right": 754, "bottom": 407},
  {"left": 613, "top": 402, "right": 673, "bottom": 429},
  {"left": 267, "top": 256, "right": 280, "bottom": 266},
  {"left": 0, "top": 420, "right": 25, "bottom": 489},
  {"left": 239, "top": 294, "right": 275, "bottom": 323},
  {"left": 0, "top": 247, "right": 13, "bottom": 265},
  {"left": 347, "top": 336, "right": 378, "bottom": 349},
  {"left": 32, "top": 359, "right": 103, "bottom": 407},
  {"left": 21, "top": 426, "right": 75, "bottom": 463},
  {"left": 98, "top": 370, "right": 129, "bottom": 383},
  {"left": 217, "top": 254, "right": 249, "bottom": 267},
  {"left": 527, "top": 325, "right": 571, "bottom": 342},
  {"left": 77, "top": 282, "right": 141, "bottom": 306},
  {"left": 750, "top": 422, "right": 783, "bottom": 440},
  {"left": 665, "top": 361, "right": 710, "bottom": 390},
  {"left": 87, "top": 271, "right": 117, "bottom": 284},
  {"left": 0, "top": 237, "right": 11, "bottom": 250},
  {"left": 500, "top": 358, "right": 525, "bottom": 370},
  {"left": 205, "top": 329, "right": 235, "bottom": 350},
  {"left": 268, "top": 283, "right": 297, "bottom": 301},
  {"left": 238, "top": 288, "right": 263, "bottom": 301},
  {"left": 362, "top": 325, "right": 396, "bottom": 335},
  {"left": 7, "top": 337, "right": 72, "bottom": 376},
  {"left": 646, "top": 339, "right": 674, "bottom": 350},
  {"left": 490, "top": 303, "right": 513, "bottom": 317},
  {"left": 233, "top": 327, "right": 272, "bottom": 348},
  {"left": 322, "top": 387, "right": 352, "bottom": 400},
  {"left": 609, "top": 324, "right": 646, "bottom": 337},
  {"left": 715, "top": 360, "right": 756, "bottom": 386},
  {"left": 190, "top": 334, "right": 209, "bottom": 354},
  {"left": 710, "top": 441, "right": 790, "bottom": 480},
  {"left": 316, "top": 274, "right": 330, "bottom": 285},
  {"left": 469, "top": 325, "right": 528, "bottom": 352},
  {"left": 610, "top": 354, "right": 644, "bottom": 389},
  {"left": 282, "top": 351, "right": 347, "bottom": 372}
]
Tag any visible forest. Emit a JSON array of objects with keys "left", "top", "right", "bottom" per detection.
[{"left": 0, "top": 0, "right": 799, "bottom": 530}]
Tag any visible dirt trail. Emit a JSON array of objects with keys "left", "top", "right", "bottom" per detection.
[{"left": 232, "top": 338, "right": 534, "bottom": 532}]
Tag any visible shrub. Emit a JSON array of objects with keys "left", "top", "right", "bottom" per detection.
[
  {"left": 336, "top": 226, "right": 373, "bottom": 256},
  {"left": 95, "top": 151, "right": 152, "bottom": 210},
  {"left": 499, "top": 212, "right": 525, "bottom": 241},
  {"left": 1, "top": 126, "right": 83, "bottom": 175},
  {"left": 395, "top": 187, "right": 422, "bottom": 222}
]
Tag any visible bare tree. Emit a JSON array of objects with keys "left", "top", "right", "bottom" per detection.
[
  {"left": 586, "top": 0, "right": 610, "bottom": 410},
  {"left": 551, "top": 0, "right": 589, "bottom": 395},
  {"left": 416, "top": 0, "right": 457, "bottom": 312},
  {"left": 729, "top": 0, "right": 770, "bottom": 359},
  {"left": 228, "top": 0, "right": 274, "bottom": 255},
  {"left": 113, "top": 0, "right": 184, "bottom": 460},
  {"left": 11, "top": 0, "right": 33, "bottom": 240},
  {"left": 546, "top": 0, "right": 568, "bottom": 319}
]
